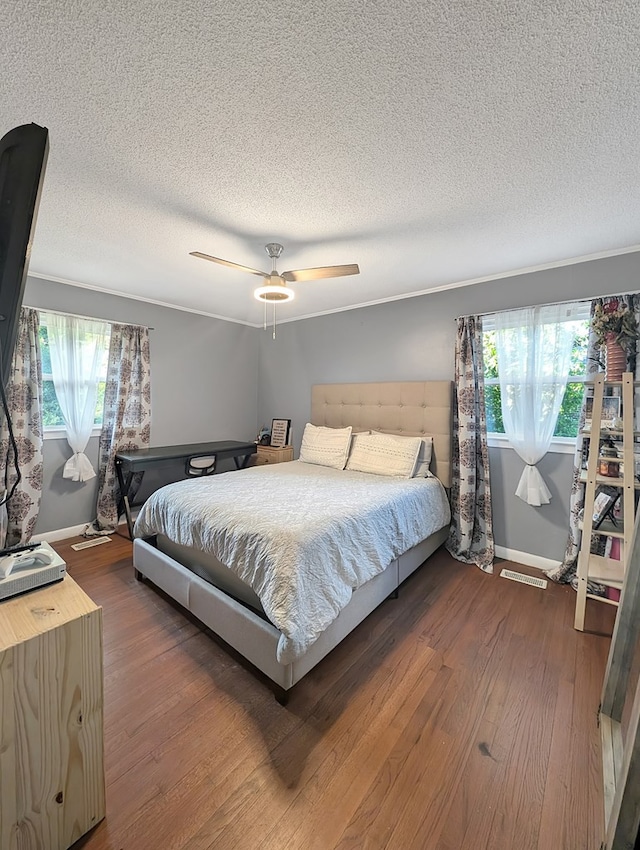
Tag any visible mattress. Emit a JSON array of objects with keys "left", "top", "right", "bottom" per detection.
[
  {"left": 155, "top": 533, "right": 265, "bottom": 613},
  {"left": 134, "top": 461, "right": 451, "bottom": 663}
]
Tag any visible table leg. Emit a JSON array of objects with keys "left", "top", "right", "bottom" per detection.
[
  {"left": 235, "top": 452, "right": 255, "bottom": 469},
  {"left": 115, "top": 460, "right": 135, "bottom": 539}
]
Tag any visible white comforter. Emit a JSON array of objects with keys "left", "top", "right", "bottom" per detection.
[{"left": 134, "top": 461, "right": 450, "bottom": 664}]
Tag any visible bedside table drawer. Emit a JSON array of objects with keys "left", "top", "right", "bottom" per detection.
[{"left": 254, "top": 446, "right": 294, "bottom": 464}]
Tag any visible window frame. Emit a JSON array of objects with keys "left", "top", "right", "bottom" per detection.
[
  {"left": 482, "top": 303, "right": 591, "bottom": 453},
  {"left": 43, "top": 425, "right": 103, "bottom": 442},
  {"left": 39, "top": 314, "right": 110, "bottom": 440}
]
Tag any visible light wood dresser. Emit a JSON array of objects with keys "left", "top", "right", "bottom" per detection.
[{"left": 0, "top": 574, "right": 105, "bottom": 849}]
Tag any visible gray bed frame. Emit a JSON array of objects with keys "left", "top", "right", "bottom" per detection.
[{"left": 133, "top": 380, "right": 453, "bottom": 700}]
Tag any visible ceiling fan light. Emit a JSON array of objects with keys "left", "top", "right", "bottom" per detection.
[{"left": 253, "top": 284, "right": 295, "bottom": 302}]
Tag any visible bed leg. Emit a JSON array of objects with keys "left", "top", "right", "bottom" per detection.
[
  {"left": 134, "top": 569, "right": 144, "bottom": 581},
  {"left": 389, "top": 587, "right": 399, "bottom": 600},
  {"left": 274, "top": 687, "right": 289, "bottom": 706}
]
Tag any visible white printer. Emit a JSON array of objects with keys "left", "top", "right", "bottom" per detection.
[{"left": 0, "top": 541, "right": 66, "bottom": 602}]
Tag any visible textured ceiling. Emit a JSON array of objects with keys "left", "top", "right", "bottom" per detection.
[{"left": 3, "top": 0, "right": 640, "bottom": 326}]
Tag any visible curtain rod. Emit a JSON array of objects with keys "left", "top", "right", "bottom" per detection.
[
  {"left": 25, "top": 305, "right": 154, "bottom": 331},
  {"left": 454, "top": 289, "right": 638, "bottom": 322}
]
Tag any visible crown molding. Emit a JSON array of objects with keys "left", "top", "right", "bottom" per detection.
[
  {"left": 27, "top": 271, "right": 259, "bottom": 327},
  {"left": 29, "top": 242, "right": 640, "bottom": 329},
  {"left": 274, "top": 243, "right": 640, "bottom": 325}
]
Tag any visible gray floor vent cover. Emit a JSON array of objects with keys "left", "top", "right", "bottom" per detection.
[
  {"left": 499, "top": 568, "right": 547, "bottom": 589},
  {"left": 71, "top": 536, "right": 112, "bottom": 551}
]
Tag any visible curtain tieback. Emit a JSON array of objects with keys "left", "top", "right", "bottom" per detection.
[
  {"left": 516, "top": 463, "right": 551, "bottom": 506},
  {"left": 63, "top": 451, "right": 97, "bottom": 483}
]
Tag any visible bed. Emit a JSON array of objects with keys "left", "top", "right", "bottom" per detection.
[{"left": 132, "top": 380, "right": 452, "bottom": 700}]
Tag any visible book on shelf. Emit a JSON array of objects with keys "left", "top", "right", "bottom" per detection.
[
  {"left": 580, "top": 438, "right": 589, "bottom": 471},
  {"left": 584, "top": 396, "right": 593, "bottom": 430}
]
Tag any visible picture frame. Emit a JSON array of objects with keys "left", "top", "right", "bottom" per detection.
[
  {"left": 584, "top": 395, "right": 621, "bottom": 430},
  {"left": 592, "top": 485, "right": 620, "bottom": 528},
  {"left": 270, "top": 418, "right": 291, "bottom": 448},
  {"left": 601, "top": 396, "right": 621, "bottom": 428}
]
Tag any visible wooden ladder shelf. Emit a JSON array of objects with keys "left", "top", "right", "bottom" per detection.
[{"left": 575, "top": 373, "right": 637, "bottom": 631}]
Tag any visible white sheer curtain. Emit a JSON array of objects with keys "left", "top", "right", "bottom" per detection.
[
  {"left": 494, "top": 304, "right": 579, "bottom": 506},
  {"left": 45, "top": 313, "right": 110, "bottom": 482}
]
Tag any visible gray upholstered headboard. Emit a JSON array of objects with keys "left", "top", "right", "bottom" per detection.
[{"left": 310, "top": 381, "right": 453, "bottom": 488}]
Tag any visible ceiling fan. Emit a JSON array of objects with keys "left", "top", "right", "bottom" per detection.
[{"left": 190, "top": 242, "right": 359, "bottom": 302}]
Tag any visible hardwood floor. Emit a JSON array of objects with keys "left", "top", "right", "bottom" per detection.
[{"left": 58, "top": 534, "right": 616, "bottom": 850}]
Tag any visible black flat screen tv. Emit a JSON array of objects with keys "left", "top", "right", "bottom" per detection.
[{"left": 0, "top": 123, "right": 49, "bottom": 388}]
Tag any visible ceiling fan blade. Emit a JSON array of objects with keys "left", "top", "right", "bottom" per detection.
[
  {"left": 189, "top": 252, "right": 269, "bottom": 279},
  {"left": 281, "top": 264, "right": 360, "bottom": 282}
]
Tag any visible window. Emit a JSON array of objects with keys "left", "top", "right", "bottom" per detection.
[
  {"left": 39, "top": 317, "right": 110, "bottom": 430},
  {"left": 483, "top": 308, "right": 590, "bottom": 440}
]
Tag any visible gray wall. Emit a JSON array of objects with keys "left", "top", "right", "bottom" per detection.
[
  {"left": 27, "top": 249, "right": 640, "bottom": 560},
  {"left": 257, "top": 250, "right": 640, "bottom": 563},
  {"left": 26, "top": 277, "right": 259, "bottom": 534}
]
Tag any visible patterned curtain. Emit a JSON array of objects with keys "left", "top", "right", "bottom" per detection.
[
  {"left": 546, "top": 294, "right": 639, "bottom": 588},
  {"left": 0, "top": 308, "right": 44, "bottom": 545},
  {"left": 445, "top": 316, "right": 495, "bottom": 571},
  {"left": 86, "top": 324, "right": 151, "bottom": 534}
]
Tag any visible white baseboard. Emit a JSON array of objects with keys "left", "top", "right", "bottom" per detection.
[
  {"left": 34, "top": 528, "right": 559, "bottom": 572},
  {"left": 494, "top": 545, "right": 560, "bottom": 573},
  {"left": 32, "top": 523, "right": 88, "bottom": 543},
  {"left": 32, "top": 518, "right": 131, "bottom": 544}
]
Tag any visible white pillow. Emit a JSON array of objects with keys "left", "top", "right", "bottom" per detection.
[
  {"left": 349, "top": 430, "right": 370, "bottom": 451},
  {"left": 299, "top": 423, "right": 353, "bottom": 470},
  {"left": 373, "top": 431, "right": 433, "bottom": 477},
  {"left": 346, "top": 432, "right": 421, "bottom": 478}
]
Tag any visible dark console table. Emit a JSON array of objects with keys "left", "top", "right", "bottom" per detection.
[{"left": 115, "top": 440, "right": 256, "bottom": 538}]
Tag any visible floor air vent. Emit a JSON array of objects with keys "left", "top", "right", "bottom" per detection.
[
  {"left": 499, "top": 568, "right": 547, "bottom": 589},
  {"left": 71, "top": 537, "right": 112, "bottom": 551}
]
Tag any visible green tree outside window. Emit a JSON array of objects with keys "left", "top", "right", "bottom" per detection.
[
  {"left": 39, "top": 324, "right": 107, "bottom": 428},
  {"left": 483, "top": 322, "right": 589, "bottom": 439}
]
